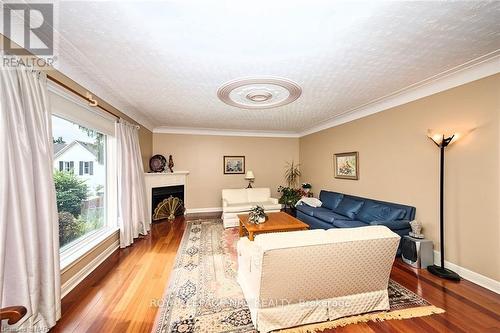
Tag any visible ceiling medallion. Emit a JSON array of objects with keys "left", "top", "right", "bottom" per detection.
[{"left": 217, "top": 77, "right": 302, "bottom": 109}]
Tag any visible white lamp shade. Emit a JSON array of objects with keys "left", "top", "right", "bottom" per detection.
[{"left": 245, "top": 170, "right": 255, "bottom": 180}]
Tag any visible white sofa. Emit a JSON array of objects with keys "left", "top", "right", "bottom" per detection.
[
  {"left": 237, "top": 226, "right": 400, "bottom": 333},
  {"left": 222, "top": 188, "right": 281, "bottom": 228}
]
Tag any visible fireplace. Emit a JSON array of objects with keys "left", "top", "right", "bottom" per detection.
[
  {"left": 144, "top": 171, "right": 189, "bottom": 224},
  {"left": 151, "top": 185, "right": 184, "bottom": 222}
]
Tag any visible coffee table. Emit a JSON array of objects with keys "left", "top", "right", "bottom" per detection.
[{"left": 238, "top": 212, "right": 309, "bottom": 241}]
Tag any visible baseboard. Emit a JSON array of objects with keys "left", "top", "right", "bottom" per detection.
[
  {"left": 61, "top": 239, "right": 120, "bottom": 298},
  {"left": 433, "top": 251, "right": 500, "bottom": 294},
  {"left": 185, "top": 207, "right": 223, "bottom": 214}
]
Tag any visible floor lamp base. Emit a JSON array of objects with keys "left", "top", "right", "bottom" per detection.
[{"left": 427, "top": 265, "right": 461, "bottom": 281}]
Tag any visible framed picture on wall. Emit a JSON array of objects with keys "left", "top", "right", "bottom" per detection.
[
  {"left": 334, "top": 152, "right": 359, "bottom": 180},
  {"left": 223, "top": 156, "right": 245, "bottom": 174}
]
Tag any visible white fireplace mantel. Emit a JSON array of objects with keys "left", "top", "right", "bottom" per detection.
[{"left": 144, "top": 171, "right": 189, "bottom": 222}]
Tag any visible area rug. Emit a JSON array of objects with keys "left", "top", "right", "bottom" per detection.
[{"left": 153, "top": 220, "right": 444, "bottom": 333}]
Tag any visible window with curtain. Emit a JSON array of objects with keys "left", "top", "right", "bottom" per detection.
[{"left": 49, "top": 82, "right": 117, "bottom": 260}]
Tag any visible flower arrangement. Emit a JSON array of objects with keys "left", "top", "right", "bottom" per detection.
[
  {"left": 249, "top": 205, "right": 267, "bottom": 224},
  {"left": 301, "top": 183, "right": 312, "bottom": 195}
]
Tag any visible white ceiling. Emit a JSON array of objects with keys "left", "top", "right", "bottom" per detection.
[{"left": 29, "top": 1, "right": 500, "bottom": 133}]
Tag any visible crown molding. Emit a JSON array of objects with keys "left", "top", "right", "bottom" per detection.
[
  {"left": 299, "top": 50, "right": 500, "bottom": 137},
  {"left": 153, "top": 51, "right": 499, "bottom": 139},
  {"left": 153, "top": 126, "right": 300, "bottom": 138}
]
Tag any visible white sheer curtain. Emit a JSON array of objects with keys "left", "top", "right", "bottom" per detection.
[
  {"left": 116, "top": 120, "right": 149, "bottom": 248},
  {"left": 0, "top": 68, "right": 61, "bottom": 331}
]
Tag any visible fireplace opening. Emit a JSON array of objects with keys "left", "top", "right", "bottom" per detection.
[{"left": 152, "top": 185, "right": 185, "bottom": 222}]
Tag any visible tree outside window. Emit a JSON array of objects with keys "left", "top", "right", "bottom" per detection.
[{"left": 52, "top": 115, "right": 106, "bottom": 247}]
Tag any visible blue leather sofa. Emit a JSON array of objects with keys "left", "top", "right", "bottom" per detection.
[{"left": 296, "top": 190, "right": 415, "bottom": 240}]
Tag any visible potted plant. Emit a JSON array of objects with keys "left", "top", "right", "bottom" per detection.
[
  {"left": 284, "top": 161, "right": 301, "bottom": 188},
  {"left": 278, "top": 162, "right": 303, "bottom": 216},
  {"left": 249, "top": 205, "right": 267, "bottom": 224},
  {"left": 278, "top": 186, "right": 302, "bottom": 209}
]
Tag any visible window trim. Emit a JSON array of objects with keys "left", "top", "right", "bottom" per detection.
[
  {"left": 48, "top": 81, "right": 116, "bottom": 136},
  {"left": 51, "top": 84, "right": 118, "bottom": 270},
  {"left": 55, "top": 122, "right": 117, "bottom": 267},
  {"left": 60, "top": 226, "right": 119, "bottom": 270}
]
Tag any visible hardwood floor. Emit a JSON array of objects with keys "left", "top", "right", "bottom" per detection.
[{"left": 51, "top": 214, "right": 500, "bottom": 333}]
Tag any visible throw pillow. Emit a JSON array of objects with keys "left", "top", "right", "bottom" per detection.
[
  {"left": 319, "top": 191, "right": 344, "bottom": 210},
  {"left": 357, "top": 201, "right": 406, "bottom": 223},
  {"left": 333, "top": 197, "right": 364, "bottom": 219},
  {"left": 296, "top": 197, "right": 322, "bottom": 208}
]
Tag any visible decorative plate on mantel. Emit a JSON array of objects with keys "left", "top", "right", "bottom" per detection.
[{"left": 149, "top": 154, "right": 167, "bottom": 172}]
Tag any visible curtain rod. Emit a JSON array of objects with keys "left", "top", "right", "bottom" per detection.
[
  {"left": 3, "top": 33, "right": 141, "bottom": 129},
  {"left": 117, "top": 119, "right": 140, "bottom": 129},
  {"left": 47, "top": 74, "right": 121, "bottom": 122}
]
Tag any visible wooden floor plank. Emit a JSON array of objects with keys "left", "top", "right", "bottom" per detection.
[{"left": 50, "top": 215, "right": 500, "bottom": 333}]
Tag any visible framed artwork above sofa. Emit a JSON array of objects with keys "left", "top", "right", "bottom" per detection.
[{"left": 334, "top": 152, "right": 359, "bottom": 180}]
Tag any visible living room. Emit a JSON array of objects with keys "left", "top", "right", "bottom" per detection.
[{"left": 1, "top": 1, "right": 499, "bottom": 332}]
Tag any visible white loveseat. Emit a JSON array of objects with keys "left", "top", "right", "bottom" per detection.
[
  {"left": 237, "top": 226, "right": 400, "bottom": 333},
  {"left": 222, "top": 188, "right": 281, "bottom": 228}
]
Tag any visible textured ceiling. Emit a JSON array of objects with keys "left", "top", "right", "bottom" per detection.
[{"left": 48, "top": 1, "right": 500, "bottom": 131}]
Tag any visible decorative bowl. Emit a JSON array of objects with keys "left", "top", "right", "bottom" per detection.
[{"left": 149, "top": 154, "right": 167, "bottom": 172}]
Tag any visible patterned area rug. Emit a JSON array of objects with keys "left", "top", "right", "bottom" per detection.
[{"left": 153, "top": 220, "right": 443, "bottom": 333}]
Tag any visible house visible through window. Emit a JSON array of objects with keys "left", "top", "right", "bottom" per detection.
[
  {"left": 59, "top": 161, "right": 74, "bottom": 173},
  {"left": 52, "top": 115, "right": 107, "bottom": 248}
]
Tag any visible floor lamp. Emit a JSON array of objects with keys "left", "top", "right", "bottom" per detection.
[{"left": 426, "top": 131, "right": 461, "bottom": 281}]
